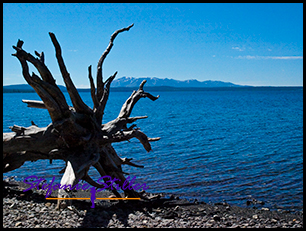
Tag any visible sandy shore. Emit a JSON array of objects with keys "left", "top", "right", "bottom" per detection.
[{"left": 3, "top": 179, "right": 303, "bottom": 228}]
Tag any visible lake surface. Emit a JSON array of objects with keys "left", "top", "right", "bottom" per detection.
[{"left": 3, "top": 87, "right": 303, "bottom": 211}]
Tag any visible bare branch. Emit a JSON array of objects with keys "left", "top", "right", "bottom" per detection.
[
  {"left": 30, "top": 72, "right": 70, "bottom": 115},
  {"left": 88, "top": 65, "right": 99, "bottom": 109},
  {"left": 100, "top": 129, "right": 152, "bottom": 152},
  {"left": 93, "top": 162, "right": 122, "bottom": 198},
  {"left": 96, "top": 23, "right": 134, "bottom": 100},
  {"left": 126, "top": 116, "right": 148, "bottom": 123},
  {"left": 95, "top": 71, "right": 118, "bottom": 124},
  {"left": 13, "top": 42, "right": 54, "bottom": 85},
  {"left": 22, "top": 100, "right": 46, "bottom": 109},
  {"left": 148, "top": 137, "right": 161, "bottom": 141},
  {"left": 121, "top": 157, "right": 144, "bottom": 168},
  {"left": 118, "top": 80, "right": 159, "bottom": 119},
  {"left": 35, "top": 51, "right": 45, "bottom": 64},
  {"left": 12, "top": 54, "right": 62, "bottom": 121},
  {"left": 49, "top": 32, "right": 93, "bottom": 115},
  {"left": 12, "top": 41, "right": 70, "bottom": 120}
]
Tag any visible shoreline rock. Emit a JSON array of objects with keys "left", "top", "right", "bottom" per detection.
[{"left": 3, "top": 180, "right": 303, "bottom": 228}]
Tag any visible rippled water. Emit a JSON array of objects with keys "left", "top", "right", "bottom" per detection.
[{"left": 3, "top": 87, "right": 303, "bottom": 211}]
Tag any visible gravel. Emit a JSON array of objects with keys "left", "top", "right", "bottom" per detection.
[{"left": 3, "top": 180, "right": 303, "bottom": 228}]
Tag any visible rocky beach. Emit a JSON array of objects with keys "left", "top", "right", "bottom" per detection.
[{"left": 3, "top": 178, "right": 303, "bottom": 228}]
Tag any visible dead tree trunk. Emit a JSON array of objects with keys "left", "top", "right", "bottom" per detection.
[{"left": 3, "top": 24, "right": 160, "bottom": 202}]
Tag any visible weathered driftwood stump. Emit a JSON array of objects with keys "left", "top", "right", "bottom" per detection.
[{"left": 3, "top": 24, "right": 160, "bottom": 207}]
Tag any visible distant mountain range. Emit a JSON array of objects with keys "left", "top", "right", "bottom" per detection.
[
  {"left": 112, "top": 77, "right": 242, "bottom": 88},
  {"left": 3, "top": 77, "right": 244, "bottom": 93}
]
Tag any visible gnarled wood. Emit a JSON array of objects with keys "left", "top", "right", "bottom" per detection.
[{"left": 4, "top": 24, "right": 160, "bottom": 208}]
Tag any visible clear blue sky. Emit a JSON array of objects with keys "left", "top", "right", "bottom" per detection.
[{"left": 3, "top": 3, "right": 303, "bottom": 87}]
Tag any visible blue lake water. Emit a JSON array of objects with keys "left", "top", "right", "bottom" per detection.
[{"left": 3, "top": 87, "right": 303, "bottom": 211}]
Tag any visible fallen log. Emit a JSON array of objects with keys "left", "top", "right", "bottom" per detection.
[{"left": 3, "top": 24, "right": 160, "bottom": 208}]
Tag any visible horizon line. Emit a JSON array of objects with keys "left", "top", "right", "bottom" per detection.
[{"left": 3, "top": 84, "right": 303, "bottom": 88}]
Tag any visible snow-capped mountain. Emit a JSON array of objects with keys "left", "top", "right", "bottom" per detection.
[{"left": 111, "top": 77, "right": 241, "bottom": 88}]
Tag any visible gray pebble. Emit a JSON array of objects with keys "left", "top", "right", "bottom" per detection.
[
  {"left": 213, "top": 214, "right": 221, "bottom": 221},
  {"left": 9, "top": 202, "right": 18, "bottom": 209},
  {"left": 3, "top": 184, "right": 303, "bottom": 228}
]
